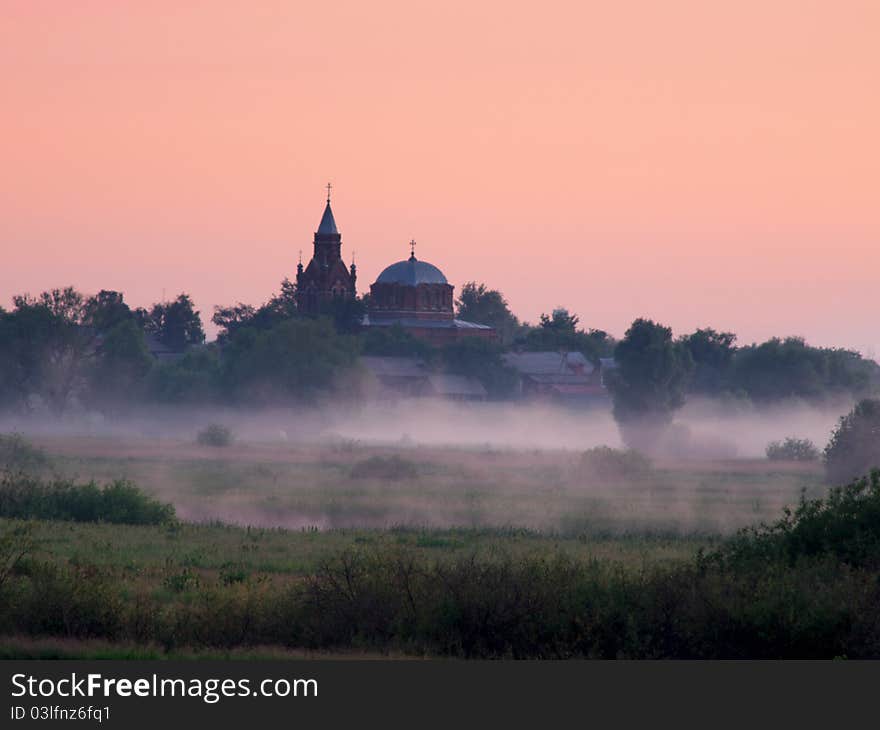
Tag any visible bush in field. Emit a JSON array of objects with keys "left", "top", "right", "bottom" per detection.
[
  {"left": 0, "top": 523, "right": 34, "bottom": 591},
  {"left": 196, "top": 424, "right": 233, "bottom": 447},
  {"left": 824, "top": 398, "right": 880, "bottom": 484},
  {"left": 765, "top": 437, "right": 820, "bottom": 462},
  {"left": 0, "top": 473, "right": 175, "bottom": 525},
  {"left": 349, "top": 455, "right": 419, "bottom": 481},
  {"left": 579, "top": 446, "right": 651, "bottom": 481},
  {"left": 0, "top": 434, "right": 50, "bottom": 473},
  {"left": 711, "top": 470, "right": 880, "bottom": 568}
]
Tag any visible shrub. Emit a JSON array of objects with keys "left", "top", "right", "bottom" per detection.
[
  {"left": 708, "top": 470, "right": 880, "bottom": 568},
  {"left": 349, "top": 455, "right": 419, "bottom": 481},
  {"left": 197, "top": 424, "right": 233, "bottom": 448},
  {"left": 0, "top": 434, "right": 50, "bottom": 473},
  {"left": 579, "top": 446, "right": 651, "bottom": 481},
  {"left": 824, "top": 399, "right": 880, "bottom": 484},
  {"left": 766, "top": 437, "right": 820, "bottom": 462},
  {"left": 0, "top": 473, "right": 175, "bottom": 525}
]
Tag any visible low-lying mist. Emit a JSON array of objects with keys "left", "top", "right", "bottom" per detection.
[
  {"left": 0, "top": 396, "right": 851, "bottom": 457},
  {"left": 0, "top": 397, "right": 851, "bottom": 534}
]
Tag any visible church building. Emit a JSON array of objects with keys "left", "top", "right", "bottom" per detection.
[
  {"left": 295, "top": 187, "right": 495, "bottom": 344},
  {"left": 295, "top": 185, "right": 357, "bottom": 314},
  {"left": 362, "top": 241, "right": 495, "bottom": 345}
]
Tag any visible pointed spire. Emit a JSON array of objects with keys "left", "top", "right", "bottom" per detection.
[{"left": 317, "top": 183, "right": 338, "bottom": 236}]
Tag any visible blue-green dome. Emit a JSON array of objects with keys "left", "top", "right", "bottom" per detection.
[{"left": 375, "top": 256, "right": 447, "bottom": 286}]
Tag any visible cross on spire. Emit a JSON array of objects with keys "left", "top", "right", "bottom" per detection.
[
  {"left": 409, "top": 239, "right": 417, "bottom": 260},
  {"left": 326, "top": 182, "right": 332, "bottom": 203}
]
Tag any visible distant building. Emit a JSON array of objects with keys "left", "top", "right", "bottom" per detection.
[
  {"left": 362, "top": 241, "right": 495, "bottom": 345},
  {"left": 144, "top": 333, "right": 185, "bottom": 364},
  {"left": 295, "top": 185, "right": 357, "bottom": 314},
  {"left": 361, "top": 356, "right": 487, "bottom": 401},
  {"left": 502, "top": 351, "right": 609, "bottom": 404}
]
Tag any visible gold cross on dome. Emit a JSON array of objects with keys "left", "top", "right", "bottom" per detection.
[{"left": 409, "top": 239, "right": 416, "bottom": 257}]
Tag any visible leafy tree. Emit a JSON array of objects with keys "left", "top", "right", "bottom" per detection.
[
  {"left": 13, "top": 286, "right": 86, "bottom": 325},
  {"left": 439, "top": 338, "right": 518, "bottom": 399},
  {"left": 539, "top": 308, "right": 579, "bottom": 332},
  {"left": 145, "top": 347, "right": 222, "bottom": 404},
  {"left": 213, "top": 277, "right": 302, "bottom": 342},
  {"left": 361, "top": 324, "right": 435, "bottom": 359},
  {"left": 679, "top": 328, "right": 736, "bottom": 394},
  {"left": 136, "top": 293, "right": 205, "bottom": 351},
  {"left": 455, "top": 282, "right": 521, "bottom": 345},
  {"left": 0, "top": 306, "right": 56, "bottom": 408},
  {"left": 85, "top": 319, "right": 153, "bottom": 412},
  {"left": 765, "top": 437, "right": 820, "bottom": 462},
  {"left": 608, "top": 318, "right": 693, "bottom": 450},
  {"left": 313, "top": 295, "right": 366, "bottom": 335},
  {"left": 824, "top": 399, "right": 880, "bottom": 484},
  {"left": 221, "top": 318, "right": 360, "bottom": 403},
  {"left": 214, "top": 279, "right": 364, "bottom": 343},
  {"left": 1, "top": 288, "right": 95, "bottom": 413},
  {"left": 729, "top": 337, "right": 875, "bottom": 402},
  {"left": 515, "top": 307, "right": 615, "bottom": 362},
  {"left": 83, "top": 290, "right": 134, "bottom": 332},
  {"left": 212, "top": 302, "right": 260, "bottom": 344}
]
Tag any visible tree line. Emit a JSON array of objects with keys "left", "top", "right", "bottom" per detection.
[{"left": 0, "top": 281, "right": 876, "bottom": 418}]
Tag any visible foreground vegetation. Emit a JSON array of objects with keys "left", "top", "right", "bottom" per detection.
[
  {"left": 1, "top": 433, "right": 878, "bottom": 658},
  {"left": 2, "top": 468, "right": 880, "bottom": 657}
]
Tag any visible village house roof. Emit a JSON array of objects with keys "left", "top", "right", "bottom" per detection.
[
  {"left": 144, "top": 333, "right": 186, "bottom": 363},
  {"left": 502, "top": 351, "right": 595, "bottom": 377},
  {"left": 360, "top": 356, "right": 487, "bottom": 400},
  {"left": 425, "top": 374, "right": 488, "bottom": 399},
  {"left": 361, "top": 356, "right": 427, "bottom": 378},
  {"left": 361, "top": 314, "right": 492, "bottom": 330}
]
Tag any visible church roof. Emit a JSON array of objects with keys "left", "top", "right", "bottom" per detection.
[
  {"left": 317, "top": 201, "right": 338, "bottom": 235},
  {"left": 361, "top": 314, "right": 491, "bottom": 330},
  {"left": 375, "top": 256, "right": 448, "bottom": 286}
]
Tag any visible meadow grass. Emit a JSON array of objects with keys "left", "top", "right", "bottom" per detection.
[
  {"left": 0, "top": 434, "right": 855, "bottom": 658},
  {"left": 33, "top": 434, "right": 825, "bottom": 534}
]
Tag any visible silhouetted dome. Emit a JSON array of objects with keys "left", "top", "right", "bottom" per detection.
[{"left": 375, "top": 256, "right": 448, "bottom": 286}]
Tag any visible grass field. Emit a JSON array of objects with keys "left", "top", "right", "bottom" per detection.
[
  {"left": 0, "top": 431, "right": 851, "bottom": 658},
  {"left": 33, "top": 434, "right": 825, "bottom": 534}
]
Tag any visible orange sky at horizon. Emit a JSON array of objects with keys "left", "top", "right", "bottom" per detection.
[{"left": 2, "top": 1, "right": 878, "bottom": 354}]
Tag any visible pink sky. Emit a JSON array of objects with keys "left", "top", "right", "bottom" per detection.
[{"left": 2, "top": 1, "right": 878, "bottom": 353}]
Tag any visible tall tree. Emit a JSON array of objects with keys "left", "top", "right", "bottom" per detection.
[
  {"left": 221, "top": 318, "right": 360, "bottom": 403},
  {"left": 137, "top": 293, "right": 205, "bottom": 351},
  {"left": 679, "top": 328, "right": 737, "bottom": 394},
  {"left": 83, "top": 290, "right": 134, "bottom": 332},
  {"left": 2, "top": 287, "right": 94, "bottom": 413},
  {"left": 455, "top": 282, "right": 521, "bottom": 345},
  {"left": 515, "top": 307, "right": 615, "bottom": 361},
  {"left": 608, "top": 318, "right": 693, "bottom": 450},
  {"left": 85, "top": 319, "right": 153, "bottom": 412},
  {"left": 213, "top": 278, "right": 305, "bottom": 344},
  {"left": 439, "top": 338, "right": 518, "bottom": 398}
]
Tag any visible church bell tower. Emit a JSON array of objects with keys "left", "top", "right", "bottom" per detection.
[{"left": 295, "top": 184, "right": 357, "bottom": 314}]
